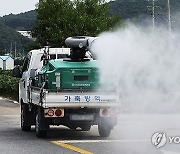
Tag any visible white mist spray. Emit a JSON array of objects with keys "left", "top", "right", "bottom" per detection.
[{"left": 92, "top": 25, "right": 180, "bottom": 113}]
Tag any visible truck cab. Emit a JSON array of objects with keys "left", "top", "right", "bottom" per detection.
[{"left": 20, "top": 48, "right": 70, "bottom": 104}]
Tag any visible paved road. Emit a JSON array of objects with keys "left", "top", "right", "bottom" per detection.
[{"left": 0, "top": 98, "right": 180, "bottom": 154}]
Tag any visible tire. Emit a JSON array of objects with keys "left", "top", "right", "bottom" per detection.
[
  {"left": 35, "top": 108, "right": 47, "bottom": 138},
  {"left": 98, "top": 125, "right": 111, "bottom": 137},
  {"left": 21, "top": 103, "right": 31, "bottom": 131},
  {"left": 98, "top": 118, "right": 112, "bottom": 137}
]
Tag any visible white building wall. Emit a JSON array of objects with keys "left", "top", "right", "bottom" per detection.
[
  {"left": 18, "top": 31, "right": 32, "bottom": 39},
  {"left": 5, "top": 57, "right": 14, "bottom": 70},
  {"left": 0, "top": 59, "right": 3, "bottom": 69}
]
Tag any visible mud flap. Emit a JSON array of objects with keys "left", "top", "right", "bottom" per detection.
[{"left": 37, "top": 107, "right": 49, "bottom": 130}]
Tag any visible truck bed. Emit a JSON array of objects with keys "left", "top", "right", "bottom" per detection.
[{"left": 29, "top": 87, "right": 120, "bottom": 108}]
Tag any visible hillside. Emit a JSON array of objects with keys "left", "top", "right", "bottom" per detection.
[
  {"left": 0, "top": 20, "right": 32, "bottom": 54},
  {"left": 1, "top": 10, "right": 37, "bottom": 30}
]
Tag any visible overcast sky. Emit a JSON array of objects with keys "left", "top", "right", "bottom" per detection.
[{"left": 0, "top": 0, "right": 39, "bottom": 17}]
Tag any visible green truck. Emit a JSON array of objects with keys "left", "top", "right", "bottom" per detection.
[{"left": 13, "top": 36, "right": 120, "bottom": 138}]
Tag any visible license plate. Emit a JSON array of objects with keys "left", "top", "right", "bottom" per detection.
[{"left": 70, "top": 115, "right": 94, "bottom": 121}]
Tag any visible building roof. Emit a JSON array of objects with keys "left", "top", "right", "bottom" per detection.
[{"left": 0, "top": 56, "right": 12, "bottom": 61}]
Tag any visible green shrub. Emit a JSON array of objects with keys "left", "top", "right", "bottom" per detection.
[
  {"left": 14, "top": 58, "right": 24, "bottom": 66},
  {"left": 0, "top": 70, "right": 19, "bottom": 101}
]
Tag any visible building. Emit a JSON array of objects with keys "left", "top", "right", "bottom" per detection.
[
  {"left": 17, "top": 31, "right": 36, "bottom": 41},
  {"left": 0, "top": 56, "right": 14, "bottom": 70},
  {"left": 18, "top": 31, "right": 32, "bottom": 39}
]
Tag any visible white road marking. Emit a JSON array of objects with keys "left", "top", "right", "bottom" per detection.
[
  {"left": 0, "top": 115, "right": 20, "bottom": 117},
  {"left": 0, "top": 97, "right": 19, "bottom": 104},
  {"left": 54, "top": 139, "right": 150, "bottom": 144},
  {"left": 13, "top": 101, "right": 19, "bottom": 104},
  {"left": 161, "top": 150, "right": 180, "bottom": 154}
]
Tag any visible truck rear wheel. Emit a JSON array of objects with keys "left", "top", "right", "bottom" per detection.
[
  {"left": 35, "top": 108, "right": 48, "bottom": 138},
  {"left": 98, "top": 118, "right": 112, "bottom": 137},
  {"left": 21, "top": 103, "right": 31, "bottom": 131},
  {"left": 98, "top": 125, "right": 111, "bottom": 137}
]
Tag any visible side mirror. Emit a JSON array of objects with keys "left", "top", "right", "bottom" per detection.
[{"left": 12, "top": 67, "right": 22, "bottom": 78}]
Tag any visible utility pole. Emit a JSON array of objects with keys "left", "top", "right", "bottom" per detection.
[
  {"left": 152, "top": 0, "right": 155, "bottom": 28},
  {"left": 10, "top": 42, "right": 13, "bottom": 53},
  {"left": 147, "top": 0, "right": 160, "bottom": 29},
  {"left": 167, "top": 0, "right": 172, "bottom": 32},
  {"left": 15, "top": 42, "right": 16, "bottom": 59}
]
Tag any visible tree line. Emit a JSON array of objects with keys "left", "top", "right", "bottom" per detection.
[{"left": 32, "top": 0, "right": 121, "bottom": 47}]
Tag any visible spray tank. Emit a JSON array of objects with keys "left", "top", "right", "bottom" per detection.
[{"left": 36, "top": 36, "right": 99, "bottom": 91}]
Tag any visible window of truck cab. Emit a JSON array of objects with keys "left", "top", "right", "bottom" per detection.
[{"left": 31, "top": 53, "right": 69, "bottom": 70}]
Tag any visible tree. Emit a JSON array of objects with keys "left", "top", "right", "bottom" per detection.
[{"left": 32, "top": 0, "right": 121, "bottom": 47}]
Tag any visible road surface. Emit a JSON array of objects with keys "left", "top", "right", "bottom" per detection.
[{"left": 0, "top": 98, "right": 180, "bottom": 154}]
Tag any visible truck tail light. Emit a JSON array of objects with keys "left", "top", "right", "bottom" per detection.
[
  {"left": 44, "top": 108, "right": 64, "bottom": 117},
  {"left": 100, "top": 108, "right": 119, "bottom": 117},
  {"left": 102, "top": 109, "right": 109, "bottom": 116},
  {"left": 55, "top": 109, "right": 62, "bottom": 117},
  {"left": 47, "top": 109, "right": 54, "bottom": 117},
  {"left": 100, "top": 108, "right": 110, "bottom": 117},
  {"left": 110, "top": 108, "right": 118, "bottom": 116}
]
